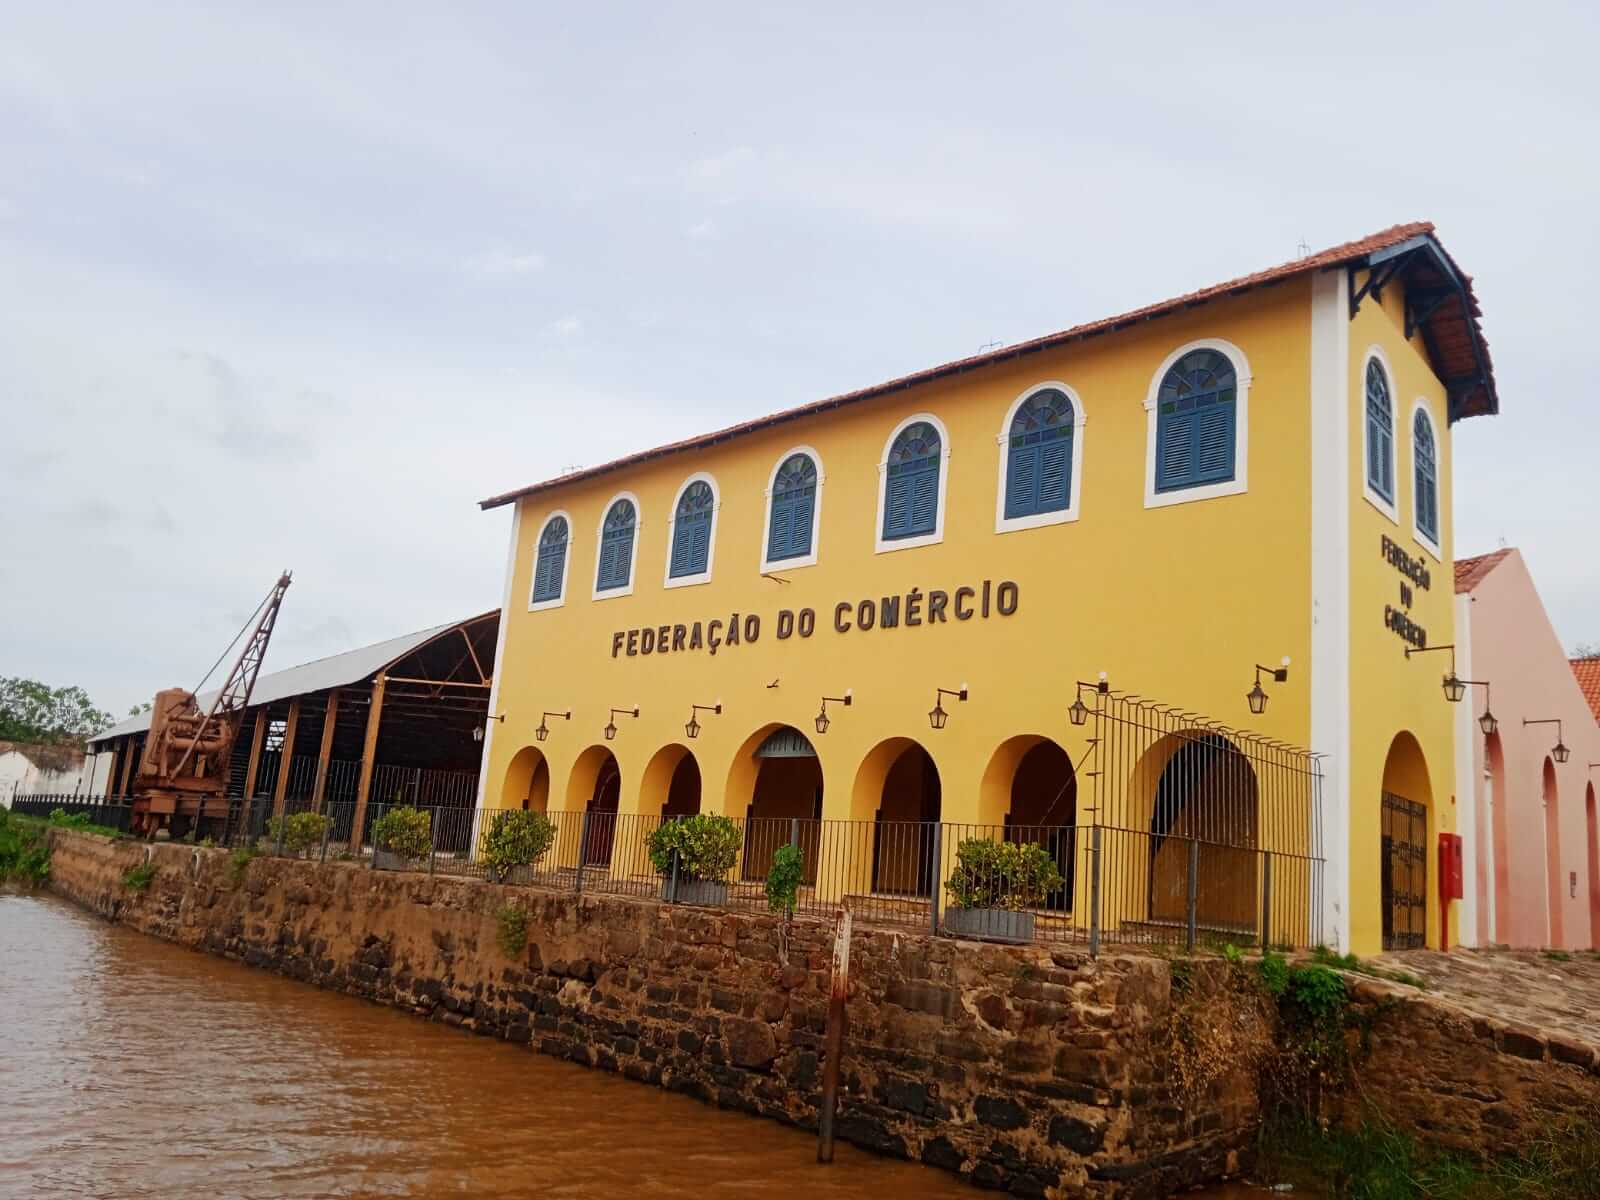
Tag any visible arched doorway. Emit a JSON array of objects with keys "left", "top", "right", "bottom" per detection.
[
  {"left": 567, "top": 746, "right": 620, "bottom": 868},
  {"left": 734, "top": 725, "right": 823, "bottom": 884},
  {"left": 640, "top": 744, "right": 702, "bottom": 820},
  {"left": 1586, "top": 783, "right": 1599, "bottom": 950},
  {"left": 1146, "top": 733, "right": 1258, "bottom": 931},
  {"left": 1380, "top": 732, "right": 1431, "bottom": 950},
  {"left": 502, "top": 746, "right": 550, "bottom": 812},
  {"left": 1486, "top": 731, "right": 1508, "bottom": 943},
  {"left": 978, "top": 735, "right": 1076, "bottom": 911},
  {"left": 865, "top": 740, "right": 941, "bottom": 896},
  {"left": 1543, "top": 758, "right": 1563, "bottom": 947}
]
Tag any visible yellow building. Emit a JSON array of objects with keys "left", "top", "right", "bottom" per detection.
[{"left": 475, "top": 223, "right": 1498, "bottom": 957}]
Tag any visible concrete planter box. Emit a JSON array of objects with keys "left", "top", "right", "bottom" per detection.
[
  {"left": 493, "top": 864, "right": 537, "bottom": 886},
  {"left": 373, "top": 848, "right": 423, "bottom": 872},
  {"left": 944, "top": 907, "right": 1035, "bottom": 944},
  {"left": 662, "top": 878, "right": 730, "bottom": 907}
]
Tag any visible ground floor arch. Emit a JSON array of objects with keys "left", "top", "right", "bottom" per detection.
[
  {"left": 501, "top": 745, "right": 550, "bottom": 812},
  {"left": 1380, "top": 731, "right": 1432, "bottom": 950},
  {"left": 1486, "top": 730, "right": 1509, "bottom": 941},
  {"left": 730, "top": 725, "right": 823, "bottom": 884},
  {"left": 976, "top": 734, "right": 1077, "bottom": 910},
  {"left": 1586, "top": 783, "right": 1599, "bottom": 950},
  {"left": 850, "top": 738, "right": 940, "bottom": 897},
  {"left": 1543, "top": 757, "right": 1563, "bottom": 948},
  {"left": 640, "top": 743, "right": 701, "bottom": 820},
  {"left": 567, "top": 745, "right": 621, "bottom": 867}
]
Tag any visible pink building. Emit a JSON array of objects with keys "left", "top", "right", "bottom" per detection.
[{"left": 1456, "top": 549, "right": 1600, "bottom": 949}]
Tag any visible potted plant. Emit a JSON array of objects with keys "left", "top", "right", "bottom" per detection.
[
  {"left": 480, "top": 809, "right": 556, "bottom": 884},
  {"left": 371, "top": 805, "right": 432, "bottom": 871},
  {"left": 265, "top": 811, "right": 330, "bottom": 858},
  {"left": 943, "top": 837, "right": 1064, "bottom": 943},
  {"left": 647, "top": 814, "right": 740, "bottom": 906}
]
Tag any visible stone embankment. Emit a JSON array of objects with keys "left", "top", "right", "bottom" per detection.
[{"left": 41, "top": 830, "right": 1600, "bottom": 1197}]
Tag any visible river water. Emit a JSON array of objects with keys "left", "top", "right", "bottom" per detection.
[{"left": 1, "top": 894, "right": 1270, "bottom": 1199}]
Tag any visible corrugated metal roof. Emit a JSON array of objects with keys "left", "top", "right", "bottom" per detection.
[{"left": 89, "top": 621, "right": 459, "bottom": 747}]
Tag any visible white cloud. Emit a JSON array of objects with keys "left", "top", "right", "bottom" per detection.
[
  {"left": 687, "top": 219, "right": 716, "bottom": 240},
  {"left": 547, "top": 315, "right": 582, "bottom": 338},
  {"left": 471, "top": 249, "right": 547, "bottom": 277}
]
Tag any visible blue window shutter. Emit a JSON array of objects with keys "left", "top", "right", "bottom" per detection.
[
  {"left": 1157, "top": 408, "right": 1196, "bottom": 490},
  {"left": 533, "top": 543, "right": 564, "bottom": 602},
  {"left": 909, "top": 463, "right": 939, "bottom": 534},
  {"left": 1155, "top": 351, "right": 1237, "bottom": 494},
  {"left": 788, "top": 492, "right": 813, "bottom": 556},
  {"left": 598, "top": 527, "right": 633, "bottom": 591},
  {"left": 1037, "top": 436, "right": 1070, "bottom": 512},
  {"left": 767, "top": 501, "right": 793, "bottom": 561},
  {"left": 1005, "top": 443, "right": 1038, "bottom": 518},
  {"left": 882, "top": 475, "right": 910, "bottom": 538},
  {"left": 1195, "top": 400, "right": 1236, "bottom": 483},
  {"left": 883, "top": 424, "right": 940, "bottom": 540}
]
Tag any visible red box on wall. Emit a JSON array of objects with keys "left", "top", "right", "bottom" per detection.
[{"left": 1438, "top": 832, "right": 1464, "bottom": 901}]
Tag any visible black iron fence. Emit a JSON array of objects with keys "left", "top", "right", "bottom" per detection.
[
  {"left": 14, "top": 792, "right": 1322, "bottom": 952},
  {"left": 9, "top": 795, "right": 135, "bottom": 833}
]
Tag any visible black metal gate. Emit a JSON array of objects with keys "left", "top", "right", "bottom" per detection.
[{"left": 1381, "top": 792, "right": 1427, "bottom": 950}]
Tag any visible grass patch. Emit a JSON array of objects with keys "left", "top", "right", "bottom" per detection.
[
  {"left": 1542, "top": 949, "right": 1572, "bottom": 963},
  {"left": 495, "top": 905, "right": 529, "bottom": 958},
  {"left": 0, "top": 809, "right": 52, "bottom": 886},
  {"left": 1260, "top": 1113, "right": 1600, "bottom": 1199},
  {"left": 122, "top": 862, "right": 156, "bottom": 892},
  {"left": 228, "top": 845, "right": 258, "bottom": 887},
  {"left": 1311, "top": 944, "right": 1428, "bottom": 989}
]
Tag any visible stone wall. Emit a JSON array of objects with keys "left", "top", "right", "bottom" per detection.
[{"left": 44, "top": 831, "right": 1253, "bottom": 1199}]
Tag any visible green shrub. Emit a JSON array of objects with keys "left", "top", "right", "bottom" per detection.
[
  {"left": 944, "top": 838, "right": 1064, "bottom": 910},
  {"left": 49, "top": 809, "right": 91, "bottom": 829},
  {"left": 228, "top": 844, "right": 258, "bottom": 886},
  {"left": 123, "top": 862, "right": 156, "bottom": 892},
  {"left": 496, "top": 905, "right": 529, "bottom": 958},
  {"left": 1258, "top": 949, "right": 1290, "bottom": 997},
  {"left": 372, "top": 806, "right": 432, "bottom": 860},
  {"left": 266, "top": 811, "right": 330, "bottom": 854},
  {"left": 0, "top": 811, "right": 52, "bottom": 886},
  {"left": 765, "top": 843, "right": 804, "bottom": 914},
  {"left": 481, "top": 809, "right": 556, "bottom": 881},
  {"left": 646, "top": 814, "right": 741, "bottom": 882}
]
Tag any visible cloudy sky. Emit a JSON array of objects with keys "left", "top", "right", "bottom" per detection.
[{"left": 3, "top": 3, "right": 1596, "bottom": 716}]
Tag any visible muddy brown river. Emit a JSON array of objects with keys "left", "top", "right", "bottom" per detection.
[{"left": 1, "top": 894, "right": 1271, "bottom": 1198}]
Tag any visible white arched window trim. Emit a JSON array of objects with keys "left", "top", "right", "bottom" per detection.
[
  {"left": 1360, "top": 345, "right": 1399, "bottom": 524},
  {"left": 528, "top": 508, "right": 574, "bottom": 612},
  {"left": 758, "top": 445, "right": 825, "bottom": 575},
  {"left": 662, "top": 471, "right": 721, "bottom": 589},
  {"left": 1143, "top": 337, "right": 1250, "bottom": 509},
  {"left": 1409, "top": 398, "right": 1442, "bottom": 561},
  {"left": 592, "top": 489, "right": 642, "bottom": 601},
  {"left": 994, "top": 381, "right": 1087, "bottom": 534},
  {"left": 874, "top": 411, "right": 952, "bottom": 555}
]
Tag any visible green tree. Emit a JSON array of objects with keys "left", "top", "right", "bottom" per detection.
[{"left": 0, "top": 678, "right": 115, "bottom": 747}]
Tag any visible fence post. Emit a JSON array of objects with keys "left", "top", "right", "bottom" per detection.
[
  {"left": 369, "top": 803, "right": 381, "bottom": 870},
  {"left": 789, "top": 817, "right": 799, "bottom": 848},
  {"left": 273, "top": 803, "right": 285, "bottom": 857},
  {"left": 429, "top": 805, "right": 439, "bottom": 877},
  {"left": 668, "top": 846, "right": 680, "bottom": 904},
  {"left": 575, "top": 810, "right": 591, "bottom": 895},
  {"left": 929, "top": 822, "right": 942, "bottom": 937},
  {"left": 319, "top": 813, "right": 331, "bottom": 864},
  {"left": 1088, "top": 826, "right": 1103, "bottom": 957},
  {"left": 1185, "top": 837, "right": 1199, "bottom": 953},
  {"left": 1261, "top": 851, "right": 1273, "bottom": 950}
]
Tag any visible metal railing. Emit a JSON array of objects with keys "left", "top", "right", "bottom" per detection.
[
  {"left": 9, "top": 795, "right": 135, "bottom": 833},
  {"left": 9, "top": 794, "right": 1323, "bottom": 952}
]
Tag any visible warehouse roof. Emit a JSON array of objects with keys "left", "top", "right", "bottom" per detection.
[{"left": 481, "top": 221, "right": 1498, "bottom": 511}]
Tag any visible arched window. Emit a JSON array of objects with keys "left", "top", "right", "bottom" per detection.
[
  {"left": 531, "top": 515, "right": 568, "bottom": 605},
  {"left": 1365, "top": 359, "right": 1395, "bottom": 504},
  {"left": 668, "top": 479, "right": 714, "bottom": 579},
  {"left": 595, "top": 498, "right": 636, "bottom": 593},
  {"left": 882, "top": 421, "right": 942, "bottom": 541},
  {"left": 1155, "top": 349, "right": 1236, "bottom": 492},
  {"left": 767, "top": 452, "right": 818, "bottom": 563},
  {"left": 1413, "top": 407, "right": 1439, "bottom": 545},
  {"left": 1004, "top": 388, "right": 1075, "bottom": 519}
]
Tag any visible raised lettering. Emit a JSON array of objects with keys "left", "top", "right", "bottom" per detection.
[
  {"left": 657, "top": 625, "right": 670, "bottom": 654},
  {"left": 689, "top": 622, "right": 704, "bottom": 651},
  {"left": 856, "top": 599, "right": 876, "bottom": 632},
  {"left": 776, "top": 609, "right": 795, "bottom": 640},
  {"left": 834, "top": 602, "right": 852, "bottom": 633},
  {"left": 672, "top": 624, "right": 686, "bottom": 652},
  {"left": 640, "top": 627, "right": 655, "bottom": 654},
  {"left": 798, "top": 608, "right": 815, "bottom": 638},
  {"left": 928, "top": 590, "right": 948, "bottom": 622},
  {"left": 744, "top": 614, "right": 760, "bottom": 643},
  {"left": 982, "top": 579, "right": 992, "bottom": 618},
  {"left": 626, "top": 629, "right": 639, "bottom": 657},
  {"left": 905, "top": 588, "right": 923, "bottom": 627},
  {"left": 997, "top": 580, "right": 1019, "bottom": 616},
  {"left": 708, "top": 619, "right": 723, "bottom": 655},
  {"left": 612, "top": 631, "right": 625, "bottom": 658},
  {"left": 725, "top": 614, "right": 740, "bottom": 647},
  {"left": 954, "top": 587, "right": 975, "bottom": 620},
  {"left": 879, "top": 596, "right": 899, "bottom": 629}
]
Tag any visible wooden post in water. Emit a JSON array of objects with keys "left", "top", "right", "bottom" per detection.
[{"left": 817, "top": 904, "right": 852, "bottom": 1164}]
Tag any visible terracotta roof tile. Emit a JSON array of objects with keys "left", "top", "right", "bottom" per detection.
[
  {"left": 1454, "top": 549, "right": 1513, "bottom": 594},
  {"left": 482, "top": 222, "right": 1495, "bottom": 510},
  {"left": 1572, "top": 657, "right": 1600, "bottom": 725}
]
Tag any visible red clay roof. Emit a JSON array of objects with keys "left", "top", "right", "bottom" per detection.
[
  {"left": 481, "top": 222, "right": 1497, "bottom": 510},
  {"left": 1572, "top": 657, "right": 1600, "bottom": 725},
  {"left": 1454, "top": 549, "right": 1513, "bottom": 594}
]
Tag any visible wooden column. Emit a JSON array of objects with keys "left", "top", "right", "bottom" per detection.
[
  {"left": 309, "top": 689, "right": 341, "bottom": 813},
  {"left": 242, "top": 710, "right": 268, "bottom": 799},
  {"left": 116, "top": 737, "right": 137, "bottom": 797},
  {"left": 271, "top": 699, "right": 302, "bottom": 817},
  {"left": 350, "top": 675, "right": 386, "bottom": 848},
  {"left": 103, "top": 746, "right": 117, "bottom": 797}
]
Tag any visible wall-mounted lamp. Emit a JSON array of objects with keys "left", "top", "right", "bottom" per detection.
[
  {"left": 928, "top": 684, "right": 968, "bottom": 730},
  {"left": 1523, "top": 718, "right": 1570, "bottom": 764},
  {"left": 685, "top": 702, "right": 722, "bottom": 740},
  {"left": 471, "top": 712, "right": 507, "bottom": 744},
  {"left": 1403, "top": 643, "right": 1471, "bottom": 702},
  {"left": 815, "top": 690, "right": 852, "bottom": 735},
  {"left": 1246, "top": 657, "right": 1291, "bottom": 716},
  {"left": 1454, "top": 681, "right": 1497, "bottom": 736},
  {"left": 1068, "top": 672, "right": 1110, "bottom": 727},
  {"left": 604, "top": 706, "right": 640, "bottom": 742},
  {"left": 534, "top": 710, "right": 571, "bottom": 743}
]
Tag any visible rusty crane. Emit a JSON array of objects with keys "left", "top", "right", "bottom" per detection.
[{"left": 131, "top": 571, "right": 292, "bottom": 836}]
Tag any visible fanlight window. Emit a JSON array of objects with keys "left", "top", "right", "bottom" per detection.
[
  {"left": 767, "top": 453, "right": 818, "bottom": 562},
  {"left": 596, "top": 499, "right": 636, "bottom": 592},
  {"left": 1413, "top": 409, "right": 1439, "bottom": 544},
  {"left": 882, "top": 422, "right": 942, "bottom": 540},
  {"left": 1155, "top": 350, "right": 1237, "bottom": 492},
  {"left": 1365, "top": 359, "right": 1395, "bottom": 503},
  {"left": 531, "top": 515, "right": 568, "bottom": 603},
  {"left": 668, "top": 481, "right": 714, "bottom": 579},
  {"left": 1005, "top": 389, "right": 1075, "bottom": 519}
]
